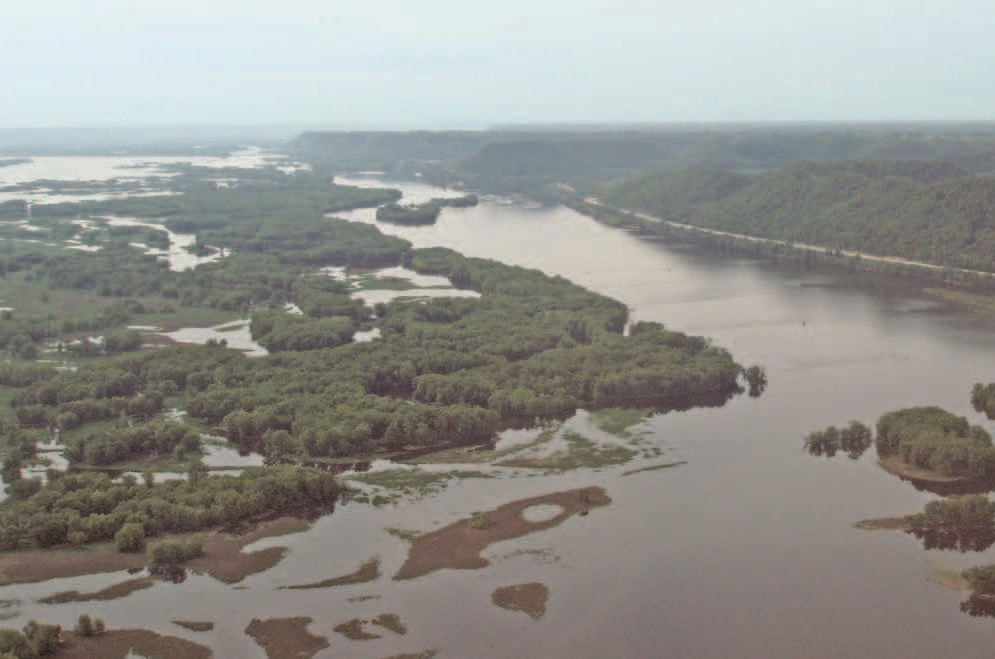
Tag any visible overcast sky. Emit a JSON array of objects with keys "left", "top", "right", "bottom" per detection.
[{"left": 3, "top": 0, "right": 994, "bottom": 128}]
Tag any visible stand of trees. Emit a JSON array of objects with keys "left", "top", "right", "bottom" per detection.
[
  {"left": 876, "top": 406, "right": 995, "bottom": 479},
  {"left": 375, "top": 195, "right": 478, "bottom": 226},
  {"left": 0, "top": 466, "right": 339, "bottom": 551},
  {"left": 0, "top": 620, "right": 61, "bottom": 658},
  {"left": 803, "top": 421, "right": 872, "bottom": 459},
  {"left": 971, "top": 382, "right": 995, "bottom": 419},
  {"left": 907, "top": 495, "right": 995, "bottom": 552}
]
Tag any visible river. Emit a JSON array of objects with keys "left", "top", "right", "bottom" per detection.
[
  {"left": 4, "top": 169, "right": 995, "bottom": 657},
  {"left": 330, "top": 174, "right": 995, "bottom": 657}
]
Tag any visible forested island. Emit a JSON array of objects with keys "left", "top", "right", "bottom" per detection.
[
  {"left": 805, "top": 386, "right": 995, "bottom": 485},
  {"left": 808, "top": 383, "right": 995, "bottom": 614},
  {"left": 0, "top": 162, "right": 749, "bottom": 566},
  {"left": 375, "top": 194, "right": 478, "bottom": 225}
]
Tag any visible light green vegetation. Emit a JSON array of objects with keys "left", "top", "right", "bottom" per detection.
[
  {"left": 384, "top": 527, "right": 419, "bottom": 542},
  {"left": 589, "top": 407, "right": 651, "bottom": 441},
  {"left": 349, "top": 275, "right": 419, "bottom": 291},
  {"left": 498, "top": 431, "right": 637, "bottom": 471},
  {"left": 346, "top": 468, "right": 494, "bottom": 501},
  {"left": 410, "top": 425, "right": 560, "bottom": 465}
]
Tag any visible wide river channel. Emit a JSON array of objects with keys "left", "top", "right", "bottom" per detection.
[{"left": 6, "top": 166, "right": 995, "bottom": 657}]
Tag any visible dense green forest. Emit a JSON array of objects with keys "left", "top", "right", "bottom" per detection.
[
  {"left": 0, "top": 161, "right": 749, "bottom": 555},
  {"left": 5, "top": 249, "right": 743, "bottom": 462},
  {"left": 0, "top": 466, "right": 340, "bottom": 551},
  {"left": 606, "top": 160, "right": 995, "bottom": 273},
  {"left": 875, "top": 405, "right": 995, "bottom": 479}
]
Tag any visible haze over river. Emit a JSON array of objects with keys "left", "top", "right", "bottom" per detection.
[{"left": 5, "top": 165, "right": 995, "bottom": 657}]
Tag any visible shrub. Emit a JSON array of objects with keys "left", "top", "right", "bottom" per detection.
[
  {"left": 965, "top": 564, "right": 995, "bottom": 595},
  {"left": 75, "top": 614, "right": 93, "bottom": 638},
  {"left": 23, "top": 620, "right": 61, "bottom": 655},
  {"left": 146, "top": 536, "right": 204, "bottom": 566},
  {"left": 114, "top": 523, "right": 146, "bottom": 553}
]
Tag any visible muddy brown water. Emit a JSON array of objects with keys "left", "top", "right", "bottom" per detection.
[{"left": 6, "top": 170, "right": 995, "bottom": 657}]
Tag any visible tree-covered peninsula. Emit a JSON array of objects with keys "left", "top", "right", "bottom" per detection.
[
  {"left": 375, "top": 194, "right": 478, "bottom": 226},
  {"left": 0, "top": 163, "right": 748, "bottom": 556}
]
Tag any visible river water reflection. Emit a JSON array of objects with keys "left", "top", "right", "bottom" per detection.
[{"left": 6, "top": 171, "right": 995, "bottom": 657}]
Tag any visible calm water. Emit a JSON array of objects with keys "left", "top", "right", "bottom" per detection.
[{"left": 5, "top": 171, "right": 995, "bottom": 657}]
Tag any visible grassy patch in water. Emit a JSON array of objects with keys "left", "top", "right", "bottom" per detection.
[
  {"left": 589, "top": 407, "right": 651, "bottom": 440},
  {"left": 136, "top": 306, "right": 241, "bottom": 330},
  {"left": 212, "top": 322, "right": 246, "bottom": 333},
  {"left": 385, "top": 527, "right": 420, "bottom": 542},
  {"left": 346, "top": 468, "right": 494, "bottom": 498},
  {"left": 497, "top": 431, "right": 637, "bottom": 471},
  {"left": 410, "top": 425, "right": 560, "bottom": 465},
  {"left": 350, "top": 275, "right": 419, "bottom": 291}
]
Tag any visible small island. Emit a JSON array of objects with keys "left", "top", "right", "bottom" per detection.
[
  {"left": 804, "top": 394, "right": 995, "bottom": 491},
  {"left": 376, "top": 194, "right": 479, "bottom": 225}
]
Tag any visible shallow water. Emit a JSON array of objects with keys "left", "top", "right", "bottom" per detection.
[
  {"left": 0, "top": 148, "right": 296, "bottom": 269},
  {"left": 160, "top": 320, "right": 266, "bottom": 357},
  {"left": 101, "top": 215, "right": 226, "bottom": 272},
  {"left": 0, "top": 148, "right": 297, "bottom": 188},
  {"left": 7, "top": 173, "right": 995, "bottom": 657}
]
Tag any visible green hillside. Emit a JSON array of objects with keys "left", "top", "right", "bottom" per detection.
[{"left": 608, "top": 160, "right": 995, "bottom": 272}]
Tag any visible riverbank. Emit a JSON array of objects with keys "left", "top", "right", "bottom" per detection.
[{"left": 564, "top": 194, "right": 995, "bottom": 295}]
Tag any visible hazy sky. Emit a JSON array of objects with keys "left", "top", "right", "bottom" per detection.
[{"left": 3, "top": 0, "right": 994, "bottom": 127}]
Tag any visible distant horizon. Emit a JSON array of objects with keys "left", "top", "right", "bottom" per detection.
[
  {"left": 5, "top": 119, "right": 995, "bottom": 133},
  {"left": 5, "top": 0, "right": 995, "bottom": 129}
]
